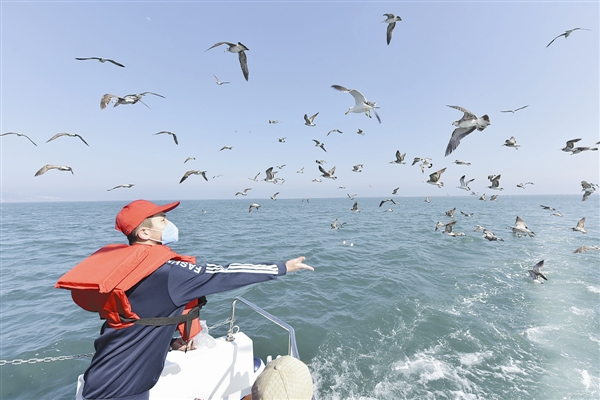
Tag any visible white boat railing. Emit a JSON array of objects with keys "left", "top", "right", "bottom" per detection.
[{"left": 225, "top": 296, "right": 300, "bottom": 359}]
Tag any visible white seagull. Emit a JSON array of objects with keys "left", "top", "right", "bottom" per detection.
[
  {"left": 561, "top": 138, "right": 582, "bottom": 152},
  {"left": 101, "top": 92, "right": 164, "bottom": 110},
  {"left": 270, "top": 192, "right": 279, "bottom": 201},
  {"left": 248, "top": 203, "right": 260, "bottom": 213},
  {"left": 75, "top": 57, "right": 125, "bottom": 67},
  {"left": 445, "top": 105, "right": 491, "bottom": 156},
  {"left": 382, "top": 13, "right": 402, "bottom": 45},
  {"left": 263, "top": 167, "right": 278, "bottom": 183},
  {"left": 154, "top": 131, "right": 178, "bottom": 145},
  {"left": 453, "top": 160, "right": 471, "bottom": 166},
  {"left": 184, "top": 157, "right": 195, "bottom": 163},
  {"left": 510, "top": 216, "right": 535, "bottom": 238},
  {"left": 501, "top": 105, "right": 529, "bottom": 113},
  {"left": 304, "top": 112, "right": 319, "bottom": 127},
  {"left": 574, "top": 245, "right": 600, "bottom": 253},
  {"left": 46, "top": 132, "right": 89, "bottom": 146},
  {"left": 312, "top": 139, "right": 327, "bottom": 152},
  {"left": 425, "top": 168, "right": 446, "bottom": 188},
  {"left": 442, "top": 220, "right": 466, "bottom": 237},
  {"left": 487, "top": 175, "right": 503, "bottom": 191},
  {"left": 107, "top": 184, "right": 134, "bottom": 191},
  {"left": 206, "top": 42, "right": 249, "bottom": 81},
  {"left": 503, "top": 136, "right": 520, "bottom": 149},
  {"left": 331, "top": 85, "right": 381, "bottom": 123},
  {"left": 179, "top": 170, "right": 207, "bottom": 183},
  {"left": 1, "top": 132, "right": 38, "bottom": 146},
  {"left": 527, "top": 260, "right": 547, "bottom": 283},
  {"left": 327, "top": 129, "right": 343, "bottom": 136},
  {"left": 571, "top": 217, "right": 587, "bottom": 234},
  {"left": 517, "top": 182, "right": 534, "bottom": 189},
  {"left": 390, "top": 150, "right": 406, "bottom": 164},
  {"left": 546, "top": 28, "right": 590, "bottom": 48},
  {"left": 319, "top": 165, "right": 337, "bottom": 179},
  {"left": 213, "top": 74, "right": 230, "bottom": 85},
  {"left": 235, "top": 188, "right": 252, "bottom": 196},
  {"left": 35, "top": 164, "right": 73, "bottom": 176},
  {"left": 457, "top": 175, "right": 475, "bottom": 191}
]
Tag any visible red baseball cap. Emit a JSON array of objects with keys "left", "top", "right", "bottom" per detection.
[{"left": 115, "top": 200, "right": 180, "bottom": 235}]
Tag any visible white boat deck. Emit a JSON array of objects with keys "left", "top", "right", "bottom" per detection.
[{"left": 76, "top": 331, "right": 263, "bottom": 400}]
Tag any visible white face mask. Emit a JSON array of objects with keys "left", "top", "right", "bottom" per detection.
[{"left": 147, "top": 221, "right": 179, "bottom": 245}]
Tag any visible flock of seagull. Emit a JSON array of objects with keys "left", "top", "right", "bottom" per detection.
[{"left": 2, "top": 15, "right": 598, "bottom": 278}]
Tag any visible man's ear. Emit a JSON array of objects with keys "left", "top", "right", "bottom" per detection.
[{"left": 136, "top": 227, "right": 151, "bottom": 241}]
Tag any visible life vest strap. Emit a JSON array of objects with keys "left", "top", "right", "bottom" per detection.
[{"left": 119, "top": 296, "right": 207, "bottom": 343}]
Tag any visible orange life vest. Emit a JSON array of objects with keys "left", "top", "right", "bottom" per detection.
[{"left": 56, "top": 243, "right": 201, "bottom": 340}]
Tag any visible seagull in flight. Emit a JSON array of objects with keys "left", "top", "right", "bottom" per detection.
[
  {"left": 235, "top": 188, "right": 252, "bottom": 196},
  {"left": 269, "top": 120, "right": 280, "bottom": 124},
  {"left": 350, "top": 201, "right": 360, "bottom": 212},
  {"left": 46, "top": 132, "right": 89, "bottom": 146},
  {"left": 75, "top": 57, "right": 125, "bottom": 68},
  {"left": 35, "top": 164, "right": 73, "bottom": 176},
  {"left": 503, "top": 136, "right": 520, "bottom": 149},
  {"left": 382, "top": 13, "right": 402, "bottom": 45},
  {"left": 379, "top": 198, "right": 398, "bottom": 207},
  {"left": 154, "top": 131, "right": 178, "bottom": 145},
  {"left": 270, "top": 192, "right": 279, "bottom": 200},
  {"left": 331, "top": 85, "right": 381, "bottom": 123},
  {"left": 487, "top": 175, "right": 503, "bottom": 191},
  {"left": 445, "top": 105, "right": 490, "bottom": 156},
  {"left": 510, "top": 216, "right": 535, "bottom": 237},
  {"left": 219, "top": 145, "right": 233, "bottom": 151},
  {"left": 319, "top": 165, "right": 337, "bottom": 179},
  {"left": 263, "top": 167, "right": 278, "bottom": 183},
  {"left": 107, "top": 184, "right": 134, "bottom": 191},
  {"left": 296, "top": 167, "right": 304, "bottom": 174},
  {"left": 527, "top": 260, "right": 547, "bottom": 283},
  {"left": 517, "top": 182, "right": 534, "bottom": 189},
  {"left": 453, "top": 160, "right": 471, "bottom": 166},
  {"left": 571, "top": 146, "right": 598, "bottom": 155},
  {"left": 1, "top": 132, "right": 37, "bottom": 146},
  {"left": 546, "top": 28, "right": 590, "bottom": 48},
  {"left": 248, "top": 203, "right": 260, "bottom": 213},
  {"left": 352, "top": 164, "right": 363, "bottom": 172},
  {"left": 561, "top": 138, "right": 582, "bottom": 152},
  {"left": 390, "top": 150, "right": 406, "bottom": 164},
  {"left": 457, "top": 175, "right": 474, "bottom": 191},
  {"left": 206, "top": 42, "right": 249, "bottom": 81},
  {"left": 392, "top": 187, "right": 399, "bottom": 195},
  {"left": 442, "top": 220, "right": 466, "bottom": 237},
  {"left": 327, "top": 129, "right": 343, "bottom": 136},
  {"left": 304, "top": 112, "right": 319, "bottom": 126},
  {"left": 501, "top": 105, "right": 529, "bottom": 113},
  {"left": 313, "top": 139, "right": 327, "bottom": 152},
  {"left": 482, "top": 229, "right": 503, "bottom": 242},
  {"left": 425, "top": 168, "right": 446, "bottom": 188},
  {"left": 101, "top": 92, "right": 164, "bottom": 109},
  {"left": 278, "top": 137, "right": 287, "bottom": 143},
  {"left": 571, "top": 217, "right": 587, "bottom": 234},
  {"left": 574, "top": 245, "right": 600, "bottom": 253},
  {"left": 179, "top": 170, "right": 207, "bottom": 183},
  {"left": 184, "top": 157, "right": 195, "bottom": 163},
  {"left": 213, "top": 74, "right": 230, "bottom": 85}
]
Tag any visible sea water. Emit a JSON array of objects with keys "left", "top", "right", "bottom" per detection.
[{"left": 1, "top": 195, "right": 598, "bottom": 399}]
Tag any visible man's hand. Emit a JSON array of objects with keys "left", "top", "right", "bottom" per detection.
[{"left": 285, "top": 256, "right": 314, "bottom": 273}]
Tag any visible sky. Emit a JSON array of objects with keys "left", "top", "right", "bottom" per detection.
[{"left": 1, "top": 1, "right": 599, "bottom": 202}]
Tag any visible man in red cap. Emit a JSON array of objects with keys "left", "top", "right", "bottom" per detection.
[{"left": 57, "top": 199, "right": 313, "bottom": 400}]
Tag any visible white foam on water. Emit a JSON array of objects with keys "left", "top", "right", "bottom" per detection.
[
  {"left": 579, "top": 369, "right": 591, "bottom": 389},
  {"left": 586, "top": 285, "right": 600, "bottom": 294},
  {"left": 458, "top": 351, "right": 492, "bottom": 366}
]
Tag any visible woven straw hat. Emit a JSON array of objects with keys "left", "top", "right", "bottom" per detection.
[{"left": 251, "top": 356, "right": 313, "bottom": 400}]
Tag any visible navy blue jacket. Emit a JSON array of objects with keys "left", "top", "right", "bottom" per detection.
[{"left": 82, "top": 259, "right": 285, "bottom": 400}]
